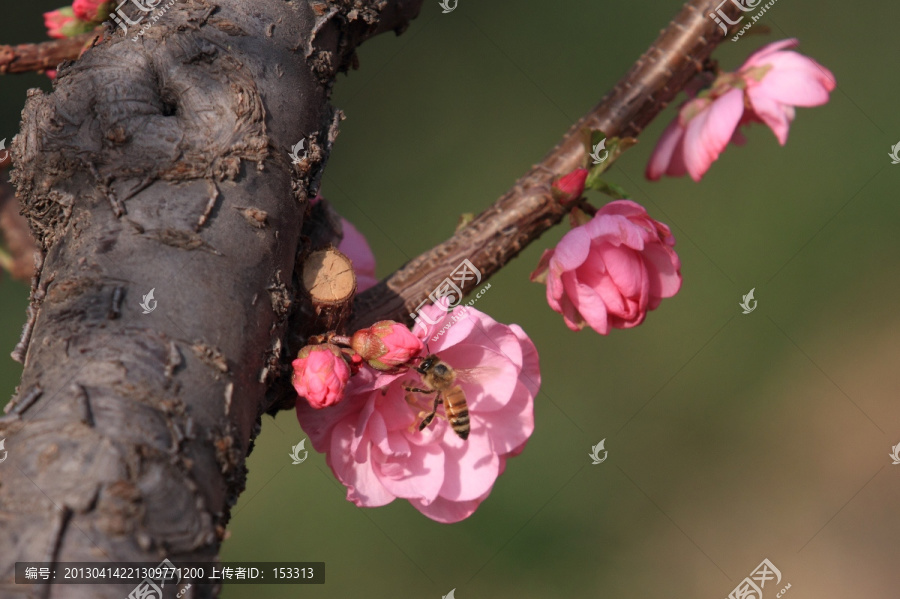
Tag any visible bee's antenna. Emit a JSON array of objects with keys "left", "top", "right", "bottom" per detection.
[{"left": 424, "top": 339, "right": 432, "bottom": 355}]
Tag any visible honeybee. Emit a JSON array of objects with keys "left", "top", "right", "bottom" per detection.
[{"left": 404, "top": 354, "right": 470, "bottom": 440}]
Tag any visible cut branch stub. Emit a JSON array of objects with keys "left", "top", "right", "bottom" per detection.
[{"left": 303, "top": 248, "right": 356, "bottom": 333}]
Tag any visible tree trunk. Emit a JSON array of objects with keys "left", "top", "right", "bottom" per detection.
[{"left": 0, "top": 1, "right": 421, "bottom": 597}]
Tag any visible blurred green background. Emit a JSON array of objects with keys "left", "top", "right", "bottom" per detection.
[{"left": 2, "top": 0, "right": 900, "bottom": 597}]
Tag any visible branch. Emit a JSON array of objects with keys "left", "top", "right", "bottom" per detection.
[
  {"left": 350, "top": 0, "right": 741, "bottom": 331},
  {"left": 0, "top": 32, "right": 99, "bottom": 75}
]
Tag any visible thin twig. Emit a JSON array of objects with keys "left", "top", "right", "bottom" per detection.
[
  {"left": 0, "top": 32, "right": 99, "bottom": 75},
  {"left": 349, "top": 0, "right": 741, "bottom": 331}
]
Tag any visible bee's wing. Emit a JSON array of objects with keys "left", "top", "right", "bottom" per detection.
[{"left": 453, "top": 365, "right": 502, "bottom": 384}]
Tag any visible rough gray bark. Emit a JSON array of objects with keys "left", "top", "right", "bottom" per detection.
[{"left": 0, "top": 1, "right": 421, "bottom": 597}]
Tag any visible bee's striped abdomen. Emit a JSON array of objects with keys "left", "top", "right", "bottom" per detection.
[{"left": 444, "top": 386, "right": 470, "bottom": 440}]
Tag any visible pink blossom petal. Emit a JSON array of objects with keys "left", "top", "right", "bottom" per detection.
[
  {"left": 297, "top": 391, "right": 365, "bottom": 453},
  {"left": 569, "top": 278, "right": 612, "bottom": 335},
  {"left": 417, "top": 304, "right": 480, "bottom": 350},
  {"left": 665, "top": 137, "right": 689, "bottom": 178},
  {"left": 552, "top": 227, "right": 593, "bottom": 271},
  {"left": 642, "top": 243, "right": 682, "bottom": 300},
  {"left": 437, "top": 346, "right": 519, "bottom": 412},
  {"left": 339, "top": 218, "right": 378, "bottom": 292},
  {"left": 409, "top": 490, "right": 488, "bottom": 524},
  {"left": 475, "top": 379, "right": 535, "bottom": 456},
  {"left": 743, "top": 38, "right": 799, "bottom": 67},
  {"left": 682, "top": 87, "right": 744, "bottom": 181},
  {"left": 366, "top": 408, "right": 412, "bottom": 458},
  {"left": 555, "top": 285, "right": 587, "bottom": 331},
  {"left": 460, "top": 315, "right": 525, "bottom": 370},
  {"left": 351, "top": 396, "right": 378, "bottom": 460},
  {"left": 547, "top": 261, "right": 571, "bottom": 305},
  {"left": 746, "top": 88, "right": 793, "bottom": 145},
  {"left": 375, "top": 442, "right": 445, "bottom": 503},
  {"left": 596, "top": 200, "right": 651, "bottom": 219},
  {"left": 646, "top": 117, "right": 686, "bottom": 181},
  {"left": 329, "top": 421, "right": 395, "bottom": 507},
  {"left": 376, "top": 390, "right": 418, "bottom": 433},
  {"left": 586, "top": 214, "right": 646, "bottom": 251},
  {"left": 598, "top": 244, "right": 644, "bottom": 298},
  {"left": 436, "top": 427, "right": 500, "bottom": 502},
  {"left": 509, "top": 324, "right": 541, "bottom": 398},
  {"left": 751, "top": 65, "right": 834, "bottom": 106}
]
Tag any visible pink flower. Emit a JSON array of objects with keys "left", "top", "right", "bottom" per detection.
[
  {"left": 552, "top": 168, "right": 589, "bottom": 205},
  {"left": 350, "top": 320, "right": 424, "bottom": 371},
  {"left": 296, "top": 303, "right": 540, "bottom": 523},
  {"left": 531, "top": 200, "right": 681, "bottom": 334},
  {"left": 72, "top": 0, "right": 109, "bottom": 22},
  {"left": 292, "top": 344, "right": 351, "bottom": 409},
  {"left": 740, "top": 39, "right": 836, "bottom": 145},
  {"left": 646, "top": 39, "right": 835, "bottom": 181}
]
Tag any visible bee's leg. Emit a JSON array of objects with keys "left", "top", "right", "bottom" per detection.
[
  {"left": 402, "top": 384, "right": 435, "bottom": 395},
  {"left": 402, "top": 380, "right": 433, "bottom": 406},
  {"left": 417, "top": 393, "right": 444, "bottom": 431}
]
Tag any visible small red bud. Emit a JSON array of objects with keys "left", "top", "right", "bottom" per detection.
[{"left": 552, "top": 168, "right": 589, "bottom": 205}]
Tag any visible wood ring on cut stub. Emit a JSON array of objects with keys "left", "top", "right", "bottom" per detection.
[{"left": 302, "top": 248, "right": 356, "bottom": 333}]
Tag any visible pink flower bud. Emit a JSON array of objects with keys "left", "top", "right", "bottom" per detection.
[
  {"left": 72, "top": 0, "right": 110, "bottom": 22},
  {"left": 292, "top": 344, "right": 350, "bottom": 409},
  {"left": 43, "top": 9, "right": 79, "bottom": 39},
  {"left": 43, "top": 7, "right": 100, "bottom": 39},
  {"left": 552, "top": 168, "right": 589, "bottom": 205},
  {"left": 350, "top": 320, "right": 423, "bottom": 370}
]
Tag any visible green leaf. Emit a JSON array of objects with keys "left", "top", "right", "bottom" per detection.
[
  {"left": 455, "top": 212, "right": 475, "bottom": 232},
  {"left": 585, "top": 177, "right": 630, "bottom": 199}
]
